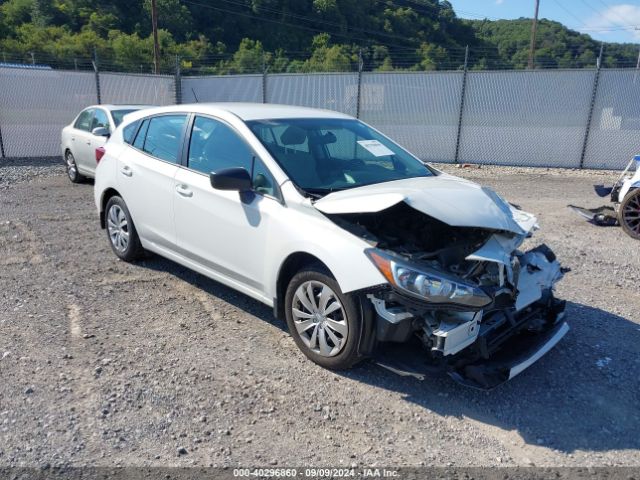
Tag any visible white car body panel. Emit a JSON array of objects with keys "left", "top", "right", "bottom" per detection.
[
  {"left": 313, "top": 175, "right": 527, "bottom": 235},
  {"left": 93, "top": 103, "right": 567, "bottom": 389},
  {"left": 173, "top": 167, "right": 275, "bottom": 294},
  {"left": 116, "top": 149, "right": 179, "bottom": 249},
  {"left": 618, "top": 157, "right": 640, "bottom": 201}
]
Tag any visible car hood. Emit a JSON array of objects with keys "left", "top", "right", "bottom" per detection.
[{"left": 313, "top": 174, "right": 535, "bottom": 235}]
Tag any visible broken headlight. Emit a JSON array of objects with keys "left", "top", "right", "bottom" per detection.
[{"left": 365, "top": 249, "right": 492, "bottom": 309}]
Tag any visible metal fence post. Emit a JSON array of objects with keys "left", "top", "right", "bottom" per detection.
[
  {"left": 453, "top": 45, "right": 469, "bottom": 164},
  {"left": 579, "top": 44, "right": 604, "bottom": 169},
  {"left": 356, "top": 49, "right": 363, "bottom": 119},
  {"left": 262, "top": 53, "right": 268, "bottom": 103},
  {"left": 92, "top": 48, "right": 101, "bottom": 105},
  {"left": 174, "top": 55, "right": 182, "bottom": 105},
  {"left": 0, "top": 120, "right": 5, "bottom": 158}
]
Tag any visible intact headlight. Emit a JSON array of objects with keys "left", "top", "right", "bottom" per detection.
[{"left": 365, "top": 248, "right": 492, "bottom": 309}]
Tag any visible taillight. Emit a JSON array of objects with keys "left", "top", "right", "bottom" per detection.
[{"left": 95, "top": 146, "right": 106, "bottom": 164}]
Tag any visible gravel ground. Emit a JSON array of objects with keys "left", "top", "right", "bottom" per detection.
[{"left": 0, "top": 160, "right": 638, "bottom": 469}]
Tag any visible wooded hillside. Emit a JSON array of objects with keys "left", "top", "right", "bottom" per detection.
[{"left": 0, "top": 0, "right": 636, "bottom": 73}]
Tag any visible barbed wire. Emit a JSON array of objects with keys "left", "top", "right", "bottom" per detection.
[{"left": 0, "top": 46, "right": 636, "bottom": 75}]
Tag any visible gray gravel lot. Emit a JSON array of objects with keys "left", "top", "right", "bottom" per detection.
[{"left": 0, "top": 160, "right": 638, "bottom": 468}]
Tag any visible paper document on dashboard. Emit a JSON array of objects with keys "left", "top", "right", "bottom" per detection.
[{"left": 357, "top": 140, "right": 394, "bottom": 157}]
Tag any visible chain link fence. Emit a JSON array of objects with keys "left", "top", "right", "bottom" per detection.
[
  {"left": 458, "top": 69, "right": 596, "bottom": 168},
  {"left": 360, "top": 71, "right": 464, "bottom": 163},
  {"left": 1, "top": 63, "right": 639, "bottom": 169},
  {"left": 182, "top": 75, "right": 263, "bottom": 103}
]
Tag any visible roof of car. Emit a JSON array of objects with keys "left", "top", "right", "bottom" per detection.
[
  {"left": 124, "top": 103, "right": 354, "bottom": 121},
  {"left": 99, "top": 104, "right": 151, "bottom": 111}
]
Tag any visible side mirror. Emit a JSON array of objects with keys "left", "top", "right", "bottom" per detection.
[
  {"left": 210, "top": 167, "right": 252, "bottom": 192},
  {"left": 92, "top": 126, "right": 110, "bottom": 137}
]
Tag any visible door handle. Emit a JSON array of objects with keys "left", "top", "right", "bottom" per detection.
[
  {"left": 120, "top": 166, "right": 133, "bottom": 177},
  {"left": 175, "top": 184, "right": 193, "bottom": 198},
  {"left": 86, "top": 140, "right": 91, "bottom": 145}
]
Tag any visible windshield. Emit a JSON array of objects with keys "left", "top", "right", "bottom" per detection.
[
  {"left": 112, "top": 109, "right": 139, "bottom": 127},
  {"left": 246, "top": 118, "right": 433, "bottom": 194}
]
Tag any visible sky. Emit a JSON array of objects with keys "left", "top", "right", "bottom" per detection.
[{"left": 448, "top": 0, "right": 640, "bottom": 43}]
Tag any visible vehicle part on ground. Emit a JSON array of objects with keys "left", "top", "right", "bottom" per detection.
[{"left": 568, "top": 205, "right": 618, "bottom": 227}]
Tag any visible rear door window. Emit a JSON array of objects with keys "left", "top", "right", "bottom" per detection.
[{"left": 141, "top": 115, "right": 188, "bottom": 163}]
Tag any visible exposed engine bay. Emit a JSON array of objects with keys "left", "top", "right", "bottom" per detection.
[{"left": 326, "top": 200, "right": 567, "bottom": 390}]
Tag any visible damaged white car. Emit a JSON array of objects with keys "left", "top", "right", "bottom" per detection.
[
  {"left": 571, "top": 155, "right": 640, "bottom": 240},
  {"left": 94, "top": 104, "right": 568, "bottom": 390}
]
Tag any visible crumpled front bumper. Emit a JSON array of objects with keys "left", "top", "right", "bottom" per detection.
[{"left": 447, "top": 297, "right": 568, "bottom": 390}]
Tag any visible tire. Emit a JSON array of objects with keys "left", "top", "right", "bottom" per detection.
[
  {"left": 284, "top": 265, "right": 364, "bottom": 370},
  {"left": 64, "top": 150, "right": 85, "bottom": 184},
  {"left": 618, "top": 189, "right": 640, "bottom": 240},
  {"left": 105, "top": 196, "right": 145, "bottom": 261}
]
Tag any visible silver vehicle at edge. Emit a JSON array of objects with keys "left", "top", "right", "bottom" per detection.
[{"left": 61, "top": 105, "right": 146, "bottom": 183}]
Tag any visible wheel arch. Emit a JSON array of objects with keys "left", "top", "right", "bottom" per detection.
[
  {"left": 274, "top": 251, "right": 378, "bottom": 358},
  {"left": 273, "top": 252, "right": 332, "bottom": 321},
  {"left": 99, "top": 188, "right": 122, "bottom": 229}
]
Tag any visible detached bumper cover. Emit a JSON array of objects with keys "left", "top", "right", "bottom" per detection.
[{"left": 448, "top": 320, "right": 569, "bottom": 390}]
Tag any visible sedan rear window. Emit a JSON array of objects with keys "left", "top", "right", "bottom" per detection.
[{"left": 112, "top": 109, "right": 138, "bottom": 127}]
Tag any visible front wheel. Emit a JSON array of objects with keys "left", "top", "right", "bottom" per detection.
[
  {"left": 284, "top": 266, "right": 364, "bottom": 370},
  {"left": 105, "top": 196, "right": 145, "bottom": 261},
  {"left": 618, "top": 189, "right": 640, "bottom": 240}
]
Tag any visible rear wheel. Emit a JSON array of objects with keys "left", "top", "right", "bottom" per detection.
[
  {"left": 284, "top": 266, "right": 364, "bottom": 370},
  {"left": 65, "top": 150, "right": 85, "bottom": 183},
  {"left": 618, "top": 189, "right": 640, "bottom": 240},
  {"left": 105, "top": 196, "right": 144, "bottom": 261}
]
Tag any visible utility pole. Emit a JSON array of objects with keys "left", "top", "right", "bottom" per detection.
[
  {"left": 528, "top": 0, "right": 540, "bottom": 69},
  {"left": 151, "top": 0, "right": 161, "bottom": 74}
]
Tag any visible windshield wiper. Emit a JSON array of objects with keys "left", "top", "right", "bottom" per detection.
[{"left": 304, "top": 187, "right": 346, "bottom": 199}]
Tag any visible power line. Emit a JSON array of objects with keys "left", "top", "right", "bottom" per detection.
[
  {"left": 208, "top": 0, "right": 422, "bottom": 45},
  {"left": 550, "top": 0, "right": 590, "bottom": 29}
]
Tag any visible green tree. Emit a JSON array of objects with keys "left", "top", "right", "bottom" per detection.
[{"left": 301, "top": 33, "right": 355, "bottom": 72}]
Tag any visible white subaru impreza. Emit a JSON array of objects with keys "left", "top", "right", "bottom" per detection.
[{"left": 94, "top": 103, "right": 568, "bottom": 389}]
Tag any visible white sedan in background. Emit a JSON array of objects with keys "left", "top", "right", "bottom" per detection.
[
  {"left": 61, "top": 105, "right": 145, "bottom": 183},
  {"left": 93, "top": 103, "right": 568, "bottom": 390}
]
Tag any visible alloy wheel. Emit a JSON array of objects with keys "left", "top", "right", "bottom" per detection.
[
  {"left": 107, "top": 204, "right": 130, "bottom": 253},
  {"left": 65, "top": 152, "right": 77, "bottom": 180},
  {"left": 291, "top": 280, "right": 348, "bottom": 357},
  {"left": 621, "top": 190, "right": 640, "bottom": 237}
]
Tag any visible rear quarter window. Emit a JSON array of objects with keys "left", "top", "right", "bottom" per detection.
[{"left": 123, "top": 121, "right": 140, "bottom": 144}]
